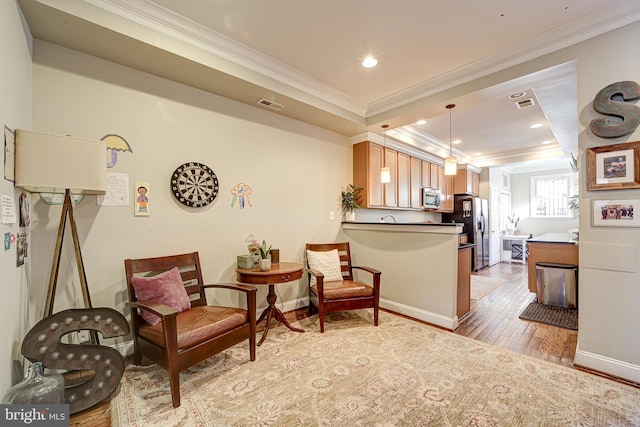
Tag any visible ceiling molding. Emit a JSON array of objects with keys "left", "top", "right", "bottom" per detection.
[
  {"left": 367, "top": 2, "right": 640, "bottom": 117},
  {"left": 86, "top": 0, "right": 368, "bottom": 116}
]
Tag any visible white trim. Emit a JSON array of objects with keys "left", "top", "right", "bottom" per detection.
[
  {"left": 574, "top": 346, "right": 640, "bottom": 384},
  {"left": 380, "top": 299, "right": 458, "bottom": 330}
]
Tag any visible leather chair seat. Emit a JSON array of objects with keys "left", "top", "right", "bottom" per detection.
[
  {"left": 139, "top": 306, "right": 248, "bottom": 350},
  {"left": 311, "top": 280, "right": 374, "bottom": 299}
]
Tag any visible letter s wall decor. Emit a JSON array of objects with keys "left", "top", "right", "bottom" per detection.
[{"left": 591, "top": 81, "right": 640, "bottom": 138}]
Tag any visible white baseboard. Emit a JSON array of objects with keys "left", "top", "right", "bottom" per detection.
[
  {"left": 380, "top": 299, "right": 458, "bottom": 330},
  {"left": 574, "top": 346, "right": 640, "bottom": 384}
]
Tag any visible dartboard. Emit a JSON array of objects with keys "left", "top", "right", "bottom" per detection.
[{"left": 170, "top": 162, "right": 219, "bottom": 207}]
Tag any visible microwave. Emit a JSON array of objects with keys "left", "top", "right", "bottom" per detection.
[{"left": 422, "top": 187, "right": 441, "bottom": 210}]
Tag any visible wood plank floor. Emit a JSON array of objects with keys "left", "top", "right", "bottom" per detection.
[{"left": 69, "top": 261, "right": 607, "bottom": 426}]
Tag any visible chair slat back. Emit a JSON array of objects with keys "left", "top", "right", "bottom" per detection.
[
  {"left": 124, "top": 252, "right": 208, "bottom": 311},
  {"left": 305, "top": 242, "right": 353, "bottom": 280}
]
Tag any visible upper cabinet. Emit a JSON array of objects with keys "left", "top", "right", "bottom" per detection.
[
  {"left": 353, "top": 140, "right": 448, "bottom": 211},
  {"left": 453, "top": 166, "right": 480, "bottom": 196},
  {"left": 353, "top": 141, "right": 383, "bottom": 207}
]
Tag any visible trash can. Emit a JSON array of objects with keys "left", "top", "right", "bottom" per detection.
[{"left": 535, "top": 262, "right": 578, "bottom": 308}]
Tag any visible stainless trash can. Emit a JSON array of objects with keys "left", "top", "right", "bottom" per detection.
[{"left": 535, "top": 262, "right": 578, "bottom": 308}]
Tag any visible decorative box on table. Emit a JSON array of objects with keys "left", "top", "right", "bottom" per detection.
[{"left": 237, "top": 255, "right": 260, "bottom": 269}]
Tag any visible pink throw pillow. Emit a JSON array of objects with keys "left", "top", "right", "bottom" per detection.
[{"left": 131, "top": 267, "right": 191, "bottom": 325}]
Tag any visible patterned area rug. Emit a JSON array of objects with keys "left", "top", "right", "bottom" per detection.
[
  {"left": 111, "top": 310, "right": 640, "bottom": 426},
  {"left": 519, "top": 301, "right": 579, "bottom": 330},
  {"left": 470, "top": 275, "right": 507, "bottom": 300}
]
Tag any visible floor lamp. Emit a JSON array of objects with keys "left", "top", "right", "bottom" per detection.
[{"left": 14, "top": 130, "right": 106, "bottom": 320}]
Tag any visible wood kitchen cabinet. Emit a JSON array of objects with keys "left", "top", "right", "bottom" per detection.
[
  {"left": 397, "top": 152, "right": 411, "bottom": 208},
  {"left": 384, "top": 147, "right": 398, "bottom": 207},
  {"left": 421, "top": 160, "right": 431, "bottom": 188},
  {"left": 454, "top": 167, "right": 480, "bottom": 195},
  {"left": 527, "top": 239, "right": 579, "bottom": 293},
  {"left": 457, "top": 245, "right": 472, "bottom": 319},
  {"left": 410, "top": 157, "right": 423, "bottom": 209},
  {"left": 353, "top": 141, "right": 384, "bottom": 207},
  {"left": 437, "top": 165, "right": 454, "bottom": 213}
]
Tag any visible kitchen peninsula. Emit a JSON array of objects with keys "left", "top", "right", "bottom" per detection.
[{"left": 342, "top": 221, "right": 464, "bottom": 330}]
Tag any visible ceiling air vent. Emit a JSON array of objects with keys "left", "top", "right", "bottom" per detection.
[
  {"left": 515, "top": 98, "right": 536, "bottom": 109},
  {"left": 257, "top": 98, "right": 284, "bottom": 110}
]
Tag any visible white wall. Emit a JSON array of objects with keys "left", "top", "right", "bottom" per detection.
[
  {"left": 511, "top": 168, "right": 579, "bottom": 236},
  {"left": 28, "top": 40, "right": 352, "bottom": 350},
  {"left": 0, "top": 1, "right": 33, "bottom": 391}
]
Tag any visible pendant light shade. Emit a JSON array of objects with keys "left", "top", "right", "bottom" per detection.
[
  {"left": 381, "top": 124, "right": 391, "bottom": 183},
  {"left": 444, "top": 103, "right": 458, "bottom": 176}
]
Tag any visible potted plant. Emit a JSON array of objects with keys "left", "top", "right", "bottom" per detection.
[
  {"left": 507, "top": 213, "right": 520, "bottom": 234},
  {"left": 341, "top": 184, "right": 362, "bottom": 221},
  {"left": 568, "top": 195, "right": 579, "bottom": 215},
  {"left": 259, "top": 240, "right": 272, "bottom": 271}
]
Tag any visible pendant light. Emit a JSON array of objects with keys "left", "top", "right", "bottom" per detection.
[
  {"left": 380, "top": 124, "right": 391, "bottom": 183},
  {"left": 444, "top": 103, "right": 458, "bottom": 176}
]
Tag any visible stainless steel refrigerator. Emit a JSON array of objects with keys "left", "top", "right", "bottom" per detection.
[{"left": 443, "top": 195, "right": 489, "bottom": 271}]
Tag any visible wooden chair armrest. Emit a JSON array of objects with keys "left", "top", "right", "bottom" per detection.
[
  {"left": 202, "top": 282, "right": 257, "bottom": 295},
  {"left": 126, "top": 301, "right": 178, "bottom": 319},
  {"left": 352, "top": 265, "right": 381, "bottom": 276},
  {"left": 307, "top": 268, "right": 324, "bottom": 278}
]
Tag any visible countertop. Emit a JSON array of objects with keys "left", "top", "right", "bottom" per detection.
[
  {"left": 527, "top": 232, "right": 578, "bottom": 244},
  {"left": 342, "top": 221, "right": 463, "bottom": 234}
]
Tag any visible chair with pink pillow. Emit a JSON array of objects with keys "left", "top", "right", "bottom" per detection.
[{"left": 124, "top": 252, "right": 256, "bottom": 408}]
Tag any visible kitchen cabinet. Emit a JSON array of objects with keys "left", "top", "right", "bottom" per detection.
[
  {"left": 454, "top": 167, "right": 480, "bottom": 195},
  {"left": 384, "top": 147, "right": 398, "bottom": 207},
  {"left": 421, "top": 160, "right": 431, "bottom": 188},
  {"left": 353, "top": 141, "right": 384, "bottom": 207},
  {"left": 411, "top": 157, "right": 423, "bottom": 209},
  {"left": 437, "top": 165, "right": 454, "bottom": 213},
  {"left": 397, "top": 152, "right": 411, "bottom": 208},
  {"left": 527, "top": 234, "right": 578, "bottom": 293},
  {"left": 457, "top": 245, "right": 472, "bottom": 319}
]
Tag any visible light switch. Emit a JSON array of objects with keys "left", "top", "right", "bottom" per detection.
[{"left": 329, "top": 211, "right": 335, "bottom": 220}]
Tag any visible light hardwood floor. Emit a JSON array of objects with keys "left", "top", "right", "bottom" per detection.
[{"left": 68, "top": 261, "right": 606, "bottom": 426}]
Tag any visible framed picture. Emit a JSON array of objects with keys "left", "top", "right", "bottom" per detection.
[
  {"left": 586, "top": 141, "right": 640, "bottom": 190},
  {"left": 592, "top": 199, "right": 639, "bottom": 227}
]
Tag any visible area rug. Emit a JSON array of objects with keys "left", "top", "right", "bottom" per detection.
[
  {"left": 470, "top": 274, "right": 507, "bottom": 300},
  {"left": 519, "top": 301, "right": 578, "bottom": 330},
  {"left": 111, "top": 310, "right": 640, "bottom": 426}
]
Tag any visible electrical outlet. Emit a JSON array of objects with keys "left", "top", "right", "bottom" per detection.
[
  {"left": 329, "top": 211, "right": 335, "bottom": 220},
  {"left": 77, "top": 330, "right": 90, "bottom": 343}
]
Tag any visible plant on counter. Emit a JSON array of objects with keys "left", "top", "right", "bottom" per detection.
[
  {"left": 507, "top": 213, "right": 520, "bottom": 229},
  {"left": 341, "top": 184, "right": 362, "bottom": 214},
  {"left": 260, "top": 240, "right": 272, "bottom": 259}
]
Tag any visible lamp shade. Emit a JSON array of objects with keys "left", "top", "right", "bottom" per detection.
[
  {"left": 444, "top": 156, "right": 458, "bottom": 176},
  {"left": 381, "top": 166, "right": 391, "bottom": 183},
  {"left": 15, "top": 130, "right": 107, "bottom": 194}
]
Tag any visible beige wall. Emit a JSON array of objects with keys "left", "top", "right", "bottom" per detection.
[
  {"left": 0, "top": 0, "right": 33, "bottom": 391},
  {"left": 29, "top": 40, "right": 352, "bottom": 351}
]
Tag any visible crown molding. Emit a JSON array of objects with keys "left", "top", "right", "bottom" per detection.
[{"left": 86, "top": 0, "right": 368, "bottom": 116}]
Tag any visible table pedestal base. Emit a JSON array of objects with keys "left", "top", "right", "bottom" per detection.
[{"left": 257, "top": 284, "right": 304, "bottom": 346}]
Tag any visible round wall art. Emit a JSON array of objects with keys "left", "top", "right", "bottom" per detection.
[{"left": 170, "top": 162, "right": 219, "bottom": 207}]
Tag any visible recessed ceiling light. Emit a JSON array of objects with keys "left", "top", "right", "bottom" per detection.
[
  {"left": 474, "top": 152, "right": 483, "bottom": 156},
  {"left": 362, "top": 56, "right": 377, "bottom": 68},
  {"left": 416, "top": 119, "right": 427, "bottom": 125},
  {"left": 452, "top": 139, "right": 461, "bottom": 145},
  {"left": 541, "top": 140, "right": 553, "bottom": 145},
  {"left": 530, "top": 123, "right": 544, "bottom": 129}
]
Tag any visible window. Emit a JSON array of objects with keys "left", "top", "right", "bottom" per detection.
[{"left": 530, "top": 173, "right": 573, "bottom": 218}]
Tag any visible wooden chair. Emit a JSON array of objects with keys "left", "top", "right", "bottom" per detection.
[
  {"left": 305, "top": 243, "right": 381, "bottom": 332},
  {"left": 124, "top": 252, "right": 256, "bottom": 408}
]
